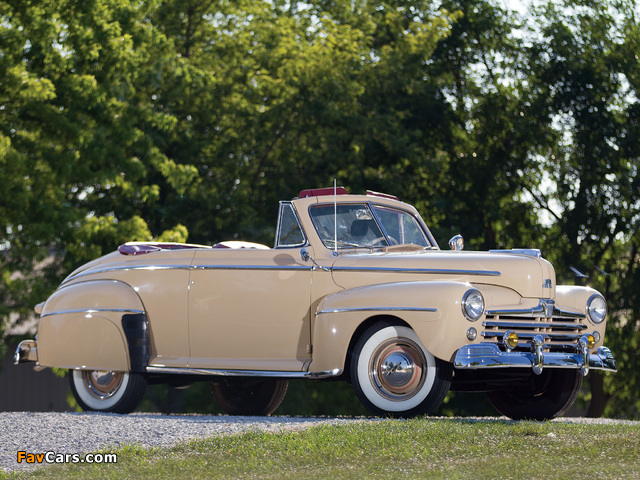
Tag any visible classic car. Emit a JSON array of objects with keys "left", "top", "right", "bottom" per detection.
[{"left": 15, "top": 187, "right": 617, "bottom": 420}]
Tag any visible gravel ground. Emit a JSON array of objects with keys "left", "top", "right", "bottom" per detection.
[
  {"left": 2, "top": 412, "right": 638, "bottom": 473},
  {"left": 2, "top": 412, "right": 366, "bottom": 473}
]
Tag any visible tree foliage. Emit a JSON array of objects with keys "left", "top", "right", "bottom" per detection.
[{"left": 1, "top": 0, "right": 639, "bottom": 417}]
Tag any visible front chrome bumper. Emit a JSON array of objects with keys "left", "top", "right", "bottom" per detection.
[{"left": 453, "top": 342, "right": 617, "bottom": 376}]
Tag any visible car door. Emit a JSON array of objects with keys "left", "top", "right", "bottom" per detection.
[{"left": 187, "top": 247, "right": 312, "bottom": 372}]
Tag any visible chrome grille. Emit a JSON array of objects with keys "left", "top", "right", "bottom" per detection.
[{"left": 482, "top": 314, "right": 588, "bottom": 352}]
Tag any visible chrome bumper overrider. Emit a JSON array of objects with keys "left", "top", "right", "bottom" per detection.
[
  {"left": 14, "top": 339, "right": 38, "bottom": 365},
  {"left": 453, "top": 342, "right": 617, "bottom": 376}
]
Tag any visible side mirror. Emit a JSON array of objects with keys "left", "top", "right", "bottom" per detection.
[
  {"left": 300, "top": 248, "right": 330, "bottom": 272},
  {"left": 449, "top": 234, "right": 464, "bottom": 251}
]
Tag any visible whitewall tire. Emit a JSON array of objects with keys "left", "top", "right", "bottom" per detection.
[
  {"left": 350, "top": 322, "right": 451, "bottom": 417},
  {"left": 69, "top": 369, "right": 147, "bottom": 413}
]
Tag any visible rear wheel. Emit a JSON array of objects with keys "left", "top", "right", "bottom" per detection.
[
  {"left": 487, "top": 369, "right": 583, "bottom": 420},
  {"left": 350, "top": 322, "right": 452, "bottom": 417},
  {"left": 69, "top": 369, "right": 147, "bottom": 413},
  {"left": 211, "top": 378, "right": 288, "bottom": 416}
]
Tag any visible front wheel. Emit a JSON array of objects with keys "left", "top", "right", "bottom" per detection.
[
  {"left": 350, "top": 322, "right": 452, "bottom": 417},
  {"left": 69, "top": 369, "right": 147, "bottom": 413},
  {"left": 211, "top": 378, "right": 288, "bottom": 416},
  {"left": 487, "top": 369, "right": 583, "bottom": 420}
]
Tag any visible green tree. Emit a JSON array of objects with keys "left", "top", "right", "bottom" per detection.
[
  {"left": 522, "top": 0, "right": 640, "bottom": 416},
  {"left": 0, "top": 0, "right": 190, "bottom": 349},
  {"left": 2, "top": 0, "right": 639, "bottom": 419}
]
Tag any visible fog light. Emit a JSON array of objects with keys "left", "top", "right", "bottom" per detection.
[
  {"left": 504, "top": 331, "right": 519, "bottom": 350},
  {"left": 467, "top": 327, "right": 477, "bottom": 341},
  {"left": 586, "top": 334, "right": 596, "bottom": 350}
]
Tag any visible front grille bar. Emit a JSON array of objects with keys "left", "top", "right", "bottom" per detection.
[
  {"left": 482, "top": 331, "right": 586, "bottom": 343},
  {"left": 485, "top": 299, "right": 584, "bottom": 319},
  {"left": 483, "top": 320, "right": 587, "bottom": 331},
  {"left": 481, "top": 299, "right": 588, "bottom": 354}
]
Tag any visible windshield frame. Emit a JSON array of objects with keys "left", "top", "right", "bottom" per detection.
[{"left": 308, "top": 201, "right": 437, "bottom": 251}]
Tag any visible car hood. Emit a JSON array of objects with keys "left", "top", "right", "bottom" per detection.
[{"left": 330, "top": 249, "right": 556, "bottom": 299}]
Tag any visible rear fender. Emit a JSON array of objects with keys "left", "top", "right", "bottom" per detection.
[{"left": 37, "top": 280, "right": 149, "bottom": 372}]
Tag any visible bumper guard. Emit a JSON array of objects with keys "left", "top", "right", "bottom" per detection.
[{"left": 13, "top": 339, "right": 38, "bottom": 365}]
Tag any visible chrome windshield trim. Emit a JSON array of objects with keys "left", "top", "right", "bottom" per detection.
[
  {"left": 332, "top": 266, "right": 501, "bottom": 277},
  {"left": 485, "top": 299, "right": 584, "bottom": 319},
  {"left": 316, "top": 307, "right": 437, "bottom": 315},
  {"left": 40, "top": 308, "right": 146, "bottom": 318},
  {"left": 146, "top": 366, "right": 343, "bottom": 379}
]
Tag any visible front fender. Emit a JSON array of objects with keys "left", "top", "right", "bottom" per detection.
[
  {"left": 556, "top": 284, "right": 609, "bottom": 347},
  {"left": 37, "top": 280, "right": 148, "bottom": 371},
  {"left": 309, "top": 281, "right": 478, "bottom": 372}
]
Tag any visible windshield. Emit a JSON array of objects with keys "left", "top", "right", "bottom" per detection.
[{"left": 309, "top": 203, "right": 432, "bottom": 249}]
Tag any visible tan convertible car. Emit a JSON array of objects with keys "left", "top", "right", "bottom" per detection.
[{"left": 15, "top": 188, "right": 617, "bottom": 419}]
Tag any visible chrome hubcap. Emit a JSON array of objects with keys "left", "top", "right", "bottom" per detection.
[
  {"left": 369, "top": 338, "right": 426, "bottom": 401},
  {"left": 82, "top": 370, "right": 123, "bottom": 400}
]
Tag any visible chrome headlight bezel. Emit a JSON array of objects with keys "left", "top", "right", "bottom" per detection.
[
  {"left": 462, "top": 289, "right": 485, "bottom": 322},
  {"left": 586, "top": 294, "right": 607, "bottom": 325}
]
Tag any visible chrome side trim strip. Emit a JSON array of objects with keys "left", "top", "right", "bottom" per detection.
[
  {"left": 489, "top": 249, "right": 541, "bottom": 258},
  {"left": 332, "top": 266, "right": 501, "bottom": 277},
  {"left": 145, "top": 366, "right": 343, "bottom": 379},
  {"left": 191, "top": 265, "right": 311, "bottom": 271},
  {"left": 40, "top": 308, "right": 145, "bottom": 319},
  {"left": 316, "top": 307, "right": 437, "bottom": 315},
  {"left": 66, "top": 265, "right": 191, "bottom": 281},
  {"left": 67, "top": 263, "right": 498, "bottom": 280},
  {"left": 66, "top": 264, "right": 312, "bottom": 281}
]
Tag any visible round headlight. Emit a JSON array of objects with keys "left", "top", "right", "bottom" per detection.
[
  {"left": 462, "top": 289, "right": 485, "bottom": 321},
  {"left": 587, "top": 294, "right": 607, "bottom": 324}
]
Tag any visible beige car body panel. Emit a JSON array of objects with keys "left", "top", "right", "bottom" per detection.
[
  {"left": 18, "top": 192, "right": 613, "bottom": 379},
  {"left": 187, "top": 248, "right": 311, "bottom": 371},
  {"left": 37, "top": 280, "right": 143, "bottom": 370}
]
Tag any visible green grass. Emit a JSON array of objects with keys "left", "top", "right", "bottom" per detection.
[{"left": 5, "top": 418, "right": 640, "bottom": 479}]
